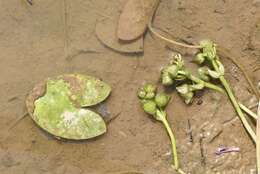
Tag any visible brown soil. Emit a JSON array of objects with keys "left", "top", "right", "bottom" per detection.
[{"left": 0, "top": 0, "right": 260, "bottom": 174}]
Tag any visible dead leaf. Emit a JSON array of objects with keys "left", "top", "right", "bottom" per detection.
[
  {"left": 96, "top": 17, "right": 143, "bottom": 53},
  {"left": 117, "top": 0, "right": 159, "bottom": 41}
]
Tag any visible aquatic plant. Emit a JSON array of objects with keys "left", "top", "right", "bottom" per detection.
[{"left": 137, "top": 84, "right": 187, "bottom": 174}]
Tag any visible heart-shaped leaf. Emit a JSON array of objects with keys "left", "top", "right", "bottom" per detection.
[{"left": 26, "top": 74, "right": 111, "bottom": 140}]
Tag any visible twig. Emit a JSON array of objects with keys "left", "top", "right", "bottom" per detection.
[
  {"left": 148, "top": 22, "right": 201, "bottom": 49},
  {"left": 199, "top": 134, "right": 206, "bottom": 166},
  {"left": 8, "top": 113, "right": 29, "bottom": 130},
  {"left": 187, "top": 119, "right": 193, "bottom": 143},
  {"left": 148, "top": 0, "right": 200, "bottom": 49},
  {"left": 106, "top": 112, "right": 121, "bottom": 125},
  {"left": 209, "top": 130, "right": 223, "bottom": 143}
]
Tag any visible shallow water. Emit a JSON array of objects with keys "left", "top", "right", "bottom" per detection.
[{"left": 0, "top": 0, "right": 259, "bottom": 173}]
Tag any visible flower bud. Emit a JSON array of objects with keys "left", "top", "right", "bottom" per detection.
[
  {"left": 146, "top": 92, "right": 155, "bottom": 99},
  {"left": 161, "top": 71, "right": 174, "bottom": 86},
  {"left": 194, "top": 53, "right": 205, "bottom": 64},
  {"left": 198, "top": 67, "right": 210, "bottom": 81},
  {"left": 183, "top": 91, "right": 194, "bottom": 104},
  {"left": 144, "top": 84, "right": 157, "bottom": 93},
  {"left": 199, "top": 40, "right": 216, "bottom": 60},
  {"left": 171, "top": 54, "right": 184, "bottom": 68},
  {"left": 165, "top": 65, "right": 178, "bottom": 78},
  {"left": 155, "top": 93, "right": 171, "bottom": 108},
  {"left": 176, "top": 84, "right": 194, "bottom": 104},
  {"left": 137, "top": 89, "right": 146, "bottom": 99},
  {"left": 208, "top": 69, "right": 220, "bottom": 79},
  {"left": 142, "top": 100, "right": 157, "bottom": 115},
  {"left": 189, "top": 83, "right": 204, "bottom": 91},
  {"left": 175, "top": 74, "right": 186, "bottom": 81},
  {"left": 176, "top": 84, "right": 189, "bottom": 94}
]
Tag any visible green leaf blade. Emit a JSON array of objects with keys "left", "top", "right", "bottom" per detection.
[{"left": 27, "top": 74, "right": 109, "bottom": 140}]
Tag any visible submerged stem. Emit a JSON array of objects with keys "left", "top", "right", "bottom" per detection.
[
  {"left": 239, "top": 103, "right": 257, "bottom": 120},
  {"left": 162, "top": 118, "right": 188, "bottom": 174},
  {"left": 212, "top": 60, "right": 256, "bottom": 142},
  {"left": 161, "top": 117, "right": 179, "bottom": 170}
]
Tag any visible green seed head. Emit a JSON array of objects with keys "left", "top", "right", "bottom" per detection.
[
  {"left": 137, "top": 89, "right": 146, "bottom": 99},
  {"left": 138, "top": 84, "right": 157, "bottom": 100},
  {"left": 142, "top": 100, "right": 157, "bottom": 116},
  {"left": 144, "top": 84, "right": 157, "bottom": 93},
  {"left": 155, "top": 93, "right": 171, "bottom": 108},
  {"left": 146, "top": 92, "right": 155, "bottom": 99}
]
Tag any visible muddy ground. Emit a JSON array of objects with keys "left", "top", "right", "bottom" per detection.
[{"left": 0, "top": 0, "right": 260, "bottom": 174}]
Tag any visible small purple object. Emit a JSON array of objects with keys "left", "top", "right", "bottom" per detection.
[{"left": 215, "top": 146, "right": 240, "bottom": 155}]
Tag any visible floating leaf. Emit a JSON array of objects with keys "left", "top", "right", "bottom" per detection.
[
  {"left": 26, "top": 74, "right": 111, "bottom": 140},
  {"left": 59, "top": 74, "right": 111, "bottom": 107}
]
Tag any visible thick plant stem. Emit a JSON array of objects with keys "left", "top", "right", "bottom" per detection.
[
  {"left": 212, "top": 61, "right": 256, "bottom": 142},
  {"left": 161, "top": 117, "right": 179, "bottom": 170}
]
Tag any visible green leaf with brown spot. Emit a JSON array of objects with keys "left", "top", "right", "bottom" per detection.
[
  {"left": 60, "top": 74, "right": 111, "bottom": 107},
  {"left": 26, "top": 74, "right": 111, "bottom": 140}
]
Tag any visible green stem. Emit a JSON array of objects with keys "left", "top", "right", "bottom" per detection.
[
  {"left": 157, "top": 110, "right": 187, "bottom": 174},
  {"left": 239, "top": 103, "right": 257, "bottom": 120},
  {"left": 178, "top": 71, "right": 225, "bottom": 93},
  {"left": 161, "top": 117, "right": 179, "bottom": 169},
  {"left": 212, "top": 60, "right": 256, "bottom": 142},
  {"left": 189, "top": 74, "right": 225, "bottom": 93}
]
